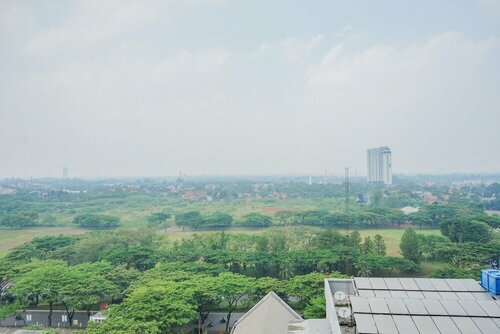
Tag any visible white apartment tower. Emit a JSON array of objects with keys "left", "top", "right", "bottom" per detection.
[{"left": 367, "top": 147, "right": 392, "bottom": 185}]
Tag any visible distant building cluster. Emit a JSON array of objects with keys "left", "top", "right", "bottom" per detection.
[{"left": 367, "top": 147, "right": 392, "bottom": 185}]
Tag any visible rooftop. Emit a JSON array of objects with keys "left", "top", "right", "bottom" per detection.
[{"left": 325, "top": 277, "right": 500, "bottom": 334}]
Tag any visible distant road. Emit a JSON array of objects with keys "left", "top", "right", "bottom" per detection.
[
  {"left": 0, "top": 310, "right": 91, "bottom": 329},
  {"left": 0, "top": 311, "right": 244, "bottom": 333}
]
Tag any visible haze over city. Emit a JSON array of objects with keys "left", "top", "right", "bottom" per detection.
[{"left": 1, "top": 0, "right": 499, "bottom": 178}]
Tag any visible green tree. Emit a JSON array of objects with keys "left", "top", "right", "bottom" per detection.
[
  {"left": 240, "top": 213, "right": 272, "bottom": 228},
  {"left": 188, "top": 276, "right": 222, "bottom": 334},
  {"left": 440, "top": 220, "right": 492, "bottom": 243},
  {"left": 400, "top": 228, "right": 422, "bottom": 265},
  {"left": 373, "top": 234, "right": 386, "bottom": 256},
  {"left": 88, "top": 280, "right": 197, "bottom": 334},
  {"left": 147, "top": 212, "right": 171, "bottom": 230},
  {"left": 203, "top": 212, "right": 233, "bottom": 228},
  {"left": 303, "top": 295, "right": 326, "bottom": 318},
  {"left": 362, "top": 236, "right": 375, "bottom": 254},
  {"left": 213, "top": 272, "right": 255, "bottom": 332},
  {"left": 60, "top": 263, "right": 119, "bottom": 326},
  {"left": 0, "top": 212, "right": 39, "bottom": 229},
  {"left": 12, "top": 260, "right": 67, "bottom": 327},
  {"left": 175, "top": 211, "right": 204, "bottom": 230},
  {"left": 72, "top": 214, "right": 120, "bottom": 229}
]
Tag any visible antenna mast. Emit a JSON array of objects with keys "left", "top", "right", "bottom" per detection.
[{"left": 345, "top": 167, "right": 350, "bottom": 233}]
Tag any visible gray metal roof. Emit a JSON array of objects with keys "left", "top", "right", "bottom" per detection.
[
  {"left": 355, "top": 315, "right": 500, "bottom": 334},
  {"left": 354, "top": 277, "right": 485, "bottom": 293},
  {"left": 350, "top": 296, "right": 500, "bottom": 317},
  {"left": 330, "top": 277, "right": 500, "bottom": 333},
  {"left": 350, "top": 296, "right": 500, "bottom": 333}
]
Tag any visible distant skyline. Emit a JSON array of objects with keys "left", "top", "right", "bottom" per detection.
[{"left": 1, "top": 1, "right": 499, "bottom": 178}]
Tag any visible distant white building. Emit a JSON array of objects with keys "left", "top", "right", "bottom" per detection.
[
  {"left": 367, "top": 147, "right": 392, "bottom": 185},
  {"left": 401, "top": 206, "right": 419, "bottom": 215}
]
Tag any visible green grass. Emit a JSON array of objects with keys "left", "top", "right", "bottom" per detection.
[
  {"left": 486, "top": 210, "right": 500, "bottom": 216},
  {"left": 0, "top": 226, "right": 88, "bottom": 257},
  {"left": 348, "top": 228, "right": 441, "bottom": 256}
]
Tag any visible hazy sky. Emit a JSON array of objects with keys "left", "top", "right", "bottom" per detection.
[{"left": 1, "top": 0, "right": 499, "bottom": 178}]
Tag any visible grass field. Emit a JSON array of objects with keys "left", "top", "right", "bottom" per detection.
[
  {"left": 486, "top": 210, "right": 500, "bottom": 216},
  {"left": 163, "top": 227, "right": 442, "bottom": 257},
  {"left": 0, "top": 224, "right": 442, "bottom": 259},
  {"left": 0, "top": 226, "right": 88, "bottom": 257}
]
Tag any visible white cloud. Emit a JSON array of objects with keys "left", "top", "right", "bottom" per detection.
[
  {"left": 304, "top": 32, "right": 500, "bottom": 173},
  {"left": 253, "top": 34, "right": 324, "bottom": 63},
  {"left": 308, "top": 32, "right": 498, "bottom": 87},
  {"left": 1, "top": 1, "right": 499, "bottom": 177},
  {"left": 477, "top": 0, "right": 500, "bottom": 18},
  {"left": 279, "top": 34, "right": 324, "bottom": 62}
]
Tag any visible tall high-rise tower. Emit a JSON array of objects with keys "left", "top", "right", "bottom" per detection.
[
  {"left": 367, "top": 147, "right": 392, "bottom": 185},
  {"left": 63, "top": 167, "right": 69, "bottom": 179}
]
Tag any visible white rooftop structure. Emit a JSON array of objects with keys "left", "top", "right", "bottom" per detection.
[
  {"left": 401, "top": 206, "right": 419, "bottom": 215},
  {"left": 231, "top": 291, "right": 303, "bottom": 334}
]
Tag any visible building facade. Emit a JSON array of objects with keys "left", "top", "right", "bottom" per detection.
[{"left": 367, "top": 147, "right": 392, "bottom": 185}]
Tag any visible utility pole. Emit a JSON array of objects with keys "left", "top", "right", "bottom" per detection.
[{"left": 345, "top": 167, "right": 350, "bottom": 233}]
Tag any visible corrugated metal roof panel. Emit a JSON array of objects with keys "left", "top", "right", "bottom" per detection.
[
  {"left": 386, "top": 298, "right": 409, "bottom": 315},
  {"left": 414, "top": 278, "right": 436, "bottom": 291},
  {"left": 472, "top": 317, "right": 500, "bottom": 333},
  {"left": 458, "top": 300, "right": 488, "bottom": 317},
  {"left": 389, "top": 290, "right": 407, "bottom": 298},
  {"left": 429, "top": 278, "right": 453, "bottom": 291},
  {"left": 422, "top": 291, "right": 441, "bottom": 299},
  {"left": 455, "top": 292, "right": 475, "bottom": 300},
  {"left": 477, "top": 300, "right": 500, "bottom": 317},
  {"left": 451, "top": 317, "right": 481, "bottom": 334},
  {"left": 374, "top": 290, "right": 391, "bottom": 298},
  {"left": 412, "top": 316, "right": 440, "bottom": 334},
  {"left": 399, "top": 278, "right": 419, "bottom": 291},
  {"left": 351, "top": 296, "right": 371, "bottom": 313},
  {"left": 460, "top": 279, "right": 484, "bottom": 292},
  {"left": 472, "top": 292, "right": 493, "bottom": 301},
  {"left": 373, "top": 314, "right": 398, "bottom": 334},
  {"left": 354, "top": 313, "right": 378, "bottom": 334},
  {"left": 384, "top": 278, "right": 403, "bottom": 290},
  {"left": 392, "top": 315, "right": 419, "bottom": 334},
  {"left": 403, "top": 299, "right": 428, "bottom": 315},
  {"left": 440, "top": 300, "right": 467, "bottom": 316},
  {"left": 406, "top": 291, "right": 424, "bottom": 299},
  {"left": 438, "top": 291, "right": 459, "bottom": 300},
  {"left": 368, "top": 297, "right": 390, "bottom": 314},
  {"left": 431, "top": 316, "right": 461, "bottom": 334},
  {"left": 355, "top": 277, "right": 372, "bottom": 290},
  {"left": 421, "top": 299, "right": 447, "bottom": 315},
  {"left": 445, "top": 279, "right": 467, "bottom": 291},
  {"left": 370, "top": 278, "right": 388, "bottom": 290},
  {"left": 358, "top": 290, "right": 375, "bottom": 297}
]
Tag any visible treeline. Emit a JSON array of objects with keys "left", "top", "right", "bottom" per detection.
[
  {"left": 167, "top": 203, "right": 500, "bottom": 230},
  {"left": 2, "top": 227, "right": 498, "bottom": 333},
  {"left": 1, "top": 229, "right": 414, "bottom": 281},
  {"left": 0, "top": 212, "right": 121, "bottom": 230},
  {"left": 398, "top": 227, "right": 500, "bottom": 279}
]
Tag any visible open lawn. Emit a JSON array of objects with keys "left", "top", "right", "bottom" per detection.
[
  {"left": 0, "top": 225, "right": 442, "bottom": 259},
  {"left": 486, "top": 210, "right": 500, "bottom": 216},
  {"left": 163, "top": 227, "right": 442, "bottom": 257},
  {"left": 347, "top": 228, "right": 441, "bottom": 256},
  {"left": 0, "top": 226, "right": 88, "bottom": 257}
]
